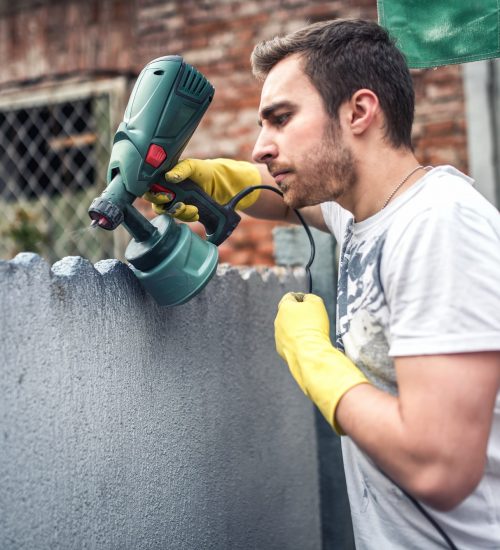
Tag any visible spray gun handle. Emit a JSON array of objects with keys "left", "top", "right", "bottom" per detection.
[{"left": 154, "top": 179, "right": 241, "bottom": 246}]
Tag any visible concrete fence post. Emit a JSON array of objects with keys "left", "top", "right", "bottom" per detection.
[{"left": 273, "top": 226, "right": 355, "bottom": 550}]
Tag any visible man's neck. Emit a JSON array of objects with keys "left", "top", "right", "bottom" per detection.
[{"left": 339, "top": 148, "right": 423, "bottom": 222}]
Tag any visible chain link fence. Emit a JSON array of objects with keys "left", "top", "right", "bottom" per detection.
[{"left": 0, "top": 88, "right": 120, "bottom": 264}]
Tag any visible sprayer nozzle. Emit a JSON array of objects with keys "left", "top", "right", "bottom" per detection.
[
  {"left": 90, "top": 220, "right": 99, "bottom": 228},
  {"left": 88, "top": 195, "right": 124, "bottom": 230}
]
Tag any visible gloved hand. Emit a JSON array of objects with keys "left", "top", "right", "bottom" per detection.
[
  {"left": 275, "top": 292, "right": 369, "bottom": 435},
  {"left": 143, "top": 158, "right": 262, "bottom": 221}
]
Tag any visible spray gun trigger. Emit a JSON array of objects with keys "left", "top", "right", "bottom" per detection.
[
  {"left": 150, "top": 183, "right": 175, "bottom": 201},
  {"left": 167, "top": 202, "right": 184, "bottom": 215}
]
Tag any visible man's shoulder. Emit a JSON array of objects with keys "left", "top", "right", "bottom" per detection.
[{"left": 390, "top": 165, "right": 499, "bottom": 235}]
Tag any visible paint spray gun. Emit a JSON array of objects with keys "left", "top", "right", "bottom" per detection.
[{"left": 88, "top": 56, "right": 242, "bottom": 306}]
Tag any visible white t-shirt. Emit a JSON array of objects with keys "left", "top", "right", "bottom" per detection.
[{"left": 321, "top": 166, "right": 500, "bottom": 549}]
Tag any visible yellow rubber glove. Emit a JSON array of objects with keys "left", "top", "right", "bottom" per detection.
[
  {"left": 143, "top": 158, "right": 262, "bottom": 221},
  {"left": 275, "top": 292, "right": 369, "bottom": 435}
]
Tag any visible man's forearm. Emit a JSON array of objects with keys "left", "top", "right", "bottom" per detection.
[
  {"left": 336, "top": 384, "right": 459, "bottom": 509},
  {"left": 275, "top": 292, "right": 499, "bottom": 510},
  {"left": 335, "top": 375, "right": 491, "bottom": 511},
  {"left": 336, "top": 384, "right": 428, "bottom": 491}
]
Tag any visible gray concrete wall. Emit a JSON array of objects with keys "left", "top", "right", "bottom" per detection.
[
  {"left": 463, "top": 59, "right": 500, "bottom": 207},
  {"left": 0, "top": 253, "right": 321, "bottom": 550}
]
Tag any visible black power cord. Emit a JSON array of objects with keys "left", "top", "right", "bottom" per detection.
[
  {"left": 382, "top": 471, "right": 459, "bottom": 550},
  {"left": 229, "top": 184, "right": 459, "bottom": 550},
  {"left": 404, "top": 491, "right": 459, "bottom": 549},
  {"left": 227, "top": 184, "right": 315, "bottom": 293}
]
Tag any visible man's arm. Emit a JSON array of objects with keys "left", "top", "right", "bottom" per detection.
[
  {"left": 336, "top": 351, "right": 500, "bottom": 511},
  {"left": 143, "top": 158, "right": 329, "bottom": 232}
]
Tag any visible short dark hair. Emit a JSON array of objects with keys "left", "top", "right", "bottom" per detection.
[{"left": 251, "top": 19, "right": 414, "bottom": 149}]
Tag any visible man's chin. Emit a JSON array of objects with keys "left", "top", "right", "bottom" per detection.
[
  {"left": 281, "top": 191, "right": 298, "bottom": 209},
  {"left": 283, "top": 194, "right": 307, "bottom": 210},
  {"left": 283, "top": 190, "right": 322, "bottom": 209}
]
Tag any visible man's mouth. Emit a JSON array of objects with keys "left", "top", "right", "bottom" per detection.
[{"left": 271, "top": 169, "right": 291, "bottom": 186}]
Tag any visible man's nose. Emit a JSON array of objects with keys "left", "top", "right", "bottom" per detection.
[{"left": 252, "top": 129, "right": 277, "bottom": 164}]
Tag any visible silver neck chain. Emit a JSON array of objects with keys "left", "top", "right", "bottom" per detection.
[{"left": 382, "top": 165, "right": 426, "bottom": 209}]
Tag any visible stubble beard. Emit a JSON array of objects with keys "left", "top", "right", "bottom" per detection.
[{"left": 281, "top": 123, "right": 358, "bottom": 209}]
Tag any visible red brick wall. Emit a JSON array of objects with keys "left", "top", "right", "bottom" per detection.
[
  {"left": 0, "top": 0, "right": 469, "bottom": 265},
  {"left": 412, "top": 66, "right": 468, "bottom": 170},
  {"left": 0, "top": 0, "right": 136, "bottom": 84}
]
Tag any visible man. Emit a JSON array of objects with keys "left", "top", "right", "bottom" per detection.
[{"left": 147, "top": 19, "right": 500, "bottom": 549}]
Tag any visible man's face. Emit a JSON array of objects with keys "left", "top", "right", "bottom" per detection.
[{"left": 252, "top": 54, "right": 357, "bottom": 209}]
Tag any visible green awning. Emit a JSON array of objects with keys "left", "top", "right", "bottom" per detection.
[{"left": 377, "top": 0, "right": 500, "bottom": 68}]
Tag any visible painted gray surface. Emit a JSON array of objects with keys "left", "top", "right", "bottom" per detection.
[
  {"left": 0, "top": 253, "right": 321, "bottom": 550},
  {"left": 274, "top": 226, "right": 355, "bottom": 550}
]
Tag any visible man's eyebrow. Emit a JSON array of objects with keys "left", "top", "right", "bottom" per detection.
[{"left": 257, "top": 101, "right": 295, "bottom": 126}]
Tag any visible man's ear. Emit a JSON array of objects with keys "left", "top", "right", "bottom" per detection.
[{"left": 348, "top": 89, "right": 380, "bottom": 135}]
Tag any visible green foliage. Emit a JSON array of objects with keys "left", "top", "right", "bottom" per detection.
[{"left": 1, "top": 205, "right": 49, "bottom": 257}]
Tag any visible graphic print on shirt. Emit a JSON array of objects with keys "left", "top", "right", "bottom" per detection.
[{"left": 335, "top": 224, "right": 396, "bottom": 393}]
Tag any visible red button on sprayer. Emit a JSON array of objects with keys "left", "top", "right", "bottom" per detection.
[{"left": 145, "top": 144, "right": 167, "bottom": 168}]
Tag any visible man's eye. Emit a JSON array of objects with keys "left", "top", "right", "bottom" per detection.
[{"left": 275, "top": 113, "right": 291, "bottom": 126}]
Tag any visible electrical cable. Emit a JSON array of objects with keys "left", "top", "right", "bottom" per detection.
[
  {"left": 401, "top": 488, "right": 458, "bottom": 550},
  {"left": 227, "top": 185, "right": 315, "bottom": 293},
  {"left": 378, "top": 468, "right": 459, "bottom": 550},
  {"left": 229, "top": 184, "right": 458, "bottom": 550}
]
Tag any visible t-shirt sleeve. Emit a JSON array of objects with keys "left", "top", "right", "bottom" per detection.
[{"left": 382, "top": 202, "right": 500, "bottom": 356}]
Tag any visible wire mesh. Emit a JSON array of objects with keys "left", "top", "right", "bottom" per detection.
[{"left": 0, "top": 93, "right": 115, "bottom": 263}]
